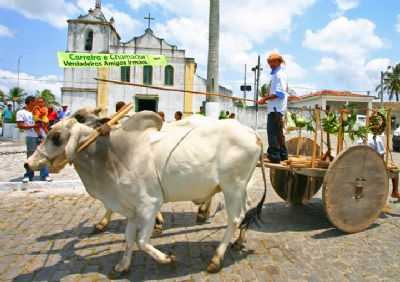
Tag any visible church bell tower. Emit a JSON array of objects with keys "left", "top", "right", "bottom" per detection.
[{"left": 66, "top": 0, "right": 114, "bottom": 53}]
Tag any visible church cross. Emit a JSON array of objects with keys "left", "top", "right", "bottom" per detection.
[{"left": 144, "top": 13, "right": 155, "bottom": 30}]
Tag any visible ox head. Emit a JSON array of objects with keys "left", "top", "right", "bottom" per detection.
[{"left": 25, "top": 108, "right": 101, "bottom": 173}]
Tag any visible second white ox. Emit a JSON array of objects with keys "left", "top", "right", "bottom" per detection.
[{"left": 26, "top": 111, "right": 267, "bottom": 274}]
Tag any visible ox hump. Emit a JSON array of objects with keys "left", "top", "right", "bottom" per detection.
[{"left": 122, "top": 111, "right": 163, "bottom": 132}]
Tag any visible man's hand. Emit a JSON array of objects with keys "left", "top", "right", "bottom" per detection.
[
  {"left": 99, "top": 124, "right": 111, "bottom": 136},
  {"left": 257, "top": 97, "right": 267, "bottom": 105}
]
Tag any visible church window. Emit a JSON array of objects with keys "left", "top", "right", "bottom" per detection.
[
  {"left": 164, "top": 65, "right": 174, "bottom": 85},
  {"left": 121, "top": 66, "right": 130, "bottom": 82},
  {"left": 143, "top": 66, "right": 153, "bottom": 85},
  {"left": 84, "top": 30, "right": 94, "bottom": 51}
]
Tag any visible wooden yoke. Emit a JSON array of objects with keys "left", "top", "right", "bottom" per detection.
[{"left": 385, "top": 108, "right": 392, "bottom": 167}]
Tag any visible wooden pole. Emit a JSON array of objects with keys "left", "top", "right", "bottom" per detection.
[
  {"left": 312, "top": 107, "right": 320, "bottom": 168},
  {"left": 95, "top": 78, "right": 256, "bottom": 103},
  {"left": 336, "top": 110, "right": 345, "bottom": 155}
]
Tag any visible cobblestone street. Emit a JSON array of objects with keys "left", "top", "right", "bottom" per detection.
[{"left": 1, "top": 140, "right": 400, "bottom": 281}]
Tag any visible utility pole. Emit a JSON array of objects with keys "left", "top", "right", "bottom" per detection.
[
  {"left": 206, "top": 0, "right": 220, "bottom": 119},
  {"left": 380, "top": 71, "right": 384, "bottom": 105},
  {"left": 243, "top": 64, "right": 247, "bottom": 101},
  {"left": 17, "top": 56, "right": 22, "bottom": 88},
  {"left": 251, "top": 56, "right": 262, "bottom": 130}
]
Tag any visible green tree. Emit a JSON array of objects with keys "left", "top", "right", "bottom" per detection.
[
  {"left": 7, "top": 87, "right": 26, "bottom": 112},
  {"left": 259, "top": 82, "right": 271, "bottom": 97},
  {"left": 376, "top": 63, "right": 400, "bottom": 101},
  {"left": 36, "top": 89, "right": 60, "bottom": 106},
  {"left": 0, "top": 89, "right": 4, "bottom": 103}
]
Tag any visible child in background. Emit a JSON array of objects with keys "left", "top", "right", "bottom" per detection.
[{"left": 32, "top": 97, "right": 49, "bottom": 138}]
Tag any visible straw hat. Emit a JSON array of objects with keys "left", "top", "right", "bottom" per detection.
[{"left": 267, "top": 52, "right": 285, "bottom": 63}]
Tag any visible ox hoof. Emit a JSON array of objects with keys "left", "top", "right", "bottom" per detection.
[
  {"left": 108, "top": 268, "right": 129, "bottom": 279},
  {"left": 231, "top": 241, "right": 247, "bottom": 252},
  {"left": 207, "top": 256, "right": 222, "bottom": 273},
  {"left": 167, "top": 253, "right": 177, "bottom": 264},
  {"left": 152, "top": 225, "right": 163, "bottom": 237},
  {"left": 196, "top": 214, "right": 209, "bottom": 224},
  {"left": 92, "top": 224, "right": 106, "bottom": 234}
]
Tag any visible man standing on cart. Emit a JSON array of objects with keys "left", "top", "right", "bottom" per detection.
[{"left": 258, "top": 52, "right": 288, "bottom": 163}]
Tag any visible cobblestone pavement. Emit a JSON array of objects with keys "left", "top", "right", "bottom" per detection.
[
  {"left": 0, "top": 140, "right": 79, "bottom": 182},
  {"left": 0, "top": 169, "right": 400, "bottom": 282}
]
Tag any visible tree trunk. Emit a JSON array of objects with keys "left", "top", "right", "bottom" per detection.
[{"left": 206, "top": 0, "right": 220, "bottom": 102}]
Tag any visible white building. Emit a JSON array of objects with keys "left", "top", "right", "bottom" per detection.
[{"left": 61, "top": 1, "right": 232, "bottom": 121}]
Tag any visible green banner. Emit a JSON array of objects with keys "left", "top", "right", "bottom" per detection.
[{"left": 58, "top": 52, "right": 168, "bottom": 68}]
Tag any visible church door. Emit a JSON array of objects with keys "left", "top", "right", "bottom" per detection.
[{"left": 135, "top": 96, "right": 158, "bottom": 112}]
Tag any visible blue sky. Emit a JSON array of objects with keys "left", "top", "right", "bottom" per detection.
[{"left": 0, "top": 0, "right": 399, "bottom": 98}]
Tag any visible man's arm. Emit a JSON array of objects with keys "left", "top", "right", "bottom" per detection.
[
  {"left": 17, "top": 121, "right": 35, "bottom": 130},
  {"left": 257, "top": 95, "right": 278, "bottom": 104}
]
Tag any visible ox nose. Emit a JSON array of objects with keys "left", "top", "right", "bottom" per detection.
[{"left": 24, "top": 163, "right": 30, "bottom": 170}]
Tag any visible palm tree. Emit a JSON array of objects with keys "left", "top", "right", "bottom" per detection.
[
  {"left": 36, "top": 89, "right": 60, "bottom": 106},
  {"left": 7, "top": 87, "right": 26, "bottom": 112},
  {"left": 376, "top": 64, "right": 400, "bottom": 101},
  {"left": 385, "top": 64, "right": 400, "bottom": 101},
  {"left": 0, "top": 89, "right": 4, "bottom": 103},
  {"left": 260, "top": 82, "right": 271, "bottom": 97},
  {"left": 206, "top": 0, "right": 220, "bottom": 101}
]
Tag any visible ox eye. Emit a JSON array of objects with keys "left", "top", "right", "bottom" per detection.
[
  {"left": 74, "top": 114, "right": 86, "bottom": 123},
  {"left": 52, "top": 132, "right": 62, "bottom": 146}
]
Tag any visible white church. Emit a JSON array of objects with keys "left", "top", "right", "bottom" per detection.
[{"left": 61, "top": 0, "right": 233, "bottom": 121}]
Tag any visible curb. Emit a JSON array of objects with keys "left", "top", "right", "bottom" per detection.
[{"left": 0, "top": 180, "right": 85, "bottom": 193}]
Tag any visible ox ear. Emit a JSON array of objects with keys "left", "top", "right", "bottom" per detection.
[
  {"left": 93, "top": 107, "right": 103, "bottom": 116},
  {"left": 122, "top": 111, "right": 163, "bottom": 132}
]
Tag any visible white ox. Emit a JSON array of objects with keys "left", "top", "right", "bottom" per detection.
[{"left": 26, "top": 111, "right": 267, "bottom": 274}]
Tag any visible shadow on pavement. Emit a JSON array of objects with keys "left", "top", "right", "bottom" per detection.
[
  {"left": 251, "top": 199, "right": 333, "bottom": 233},
  {"left": 14, "top": 226, "right": 249, "bottom": 282}
]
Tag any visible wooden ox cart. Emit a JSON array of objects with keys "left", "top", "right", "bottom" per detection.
[{"left": 264, "top": 107, "right": 396, "bottom": 233}]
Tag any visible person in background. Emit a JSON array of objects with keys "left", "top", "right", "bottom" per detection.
[
  {"left": 32, "top": 97, "right": 49, "bottom": 136},
  {"left": 17, "top": 96, "right": 51, "bottom": 183},
  {"left": 174, "top": 111, "right": 183, "bottom": 121},
  {"left": 257, "top": 52, "right": 288, "bottom": 163},
  {"left": 362, "top": 134, "right": 400, "bottom": 200},
  {"left": 48, "top": 106, "right": 58, "bottom": 128},
  {"left": 59, "top": 105, "right": 70, "bottom": 120},
  {"left": 115, "top": 101, "right": 126, "bottom": 112},
  {"left": 3, "top": 104, "right": 13, "bottom": 123},
  {"left": 158, "top": 112, "right": 165, "bottom": 122}
]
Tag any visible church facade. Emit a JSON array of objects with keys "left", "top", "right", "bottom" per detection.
[{"left": 61, "top": 1, "right": 232, "bottom": 121}]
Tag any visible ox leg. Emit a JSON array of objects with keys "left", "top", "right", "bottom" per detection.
[
  {"left": 136, "top": 206, "right": 176, "bottom": 264},
  {"left": 196, "top": 198, "right": 212, "bottom": 223},
  {"left": 232, "top": 191, "right": 250, "bottom": 251},
  {"left": 207, "top": 190, "right": 244, "bottom": 273},
  {"left": 94, "top": 209, "right": 113, "bottom": 233},
  {"left": 114, "top": 219, "right": 136, "bottom": 274}
]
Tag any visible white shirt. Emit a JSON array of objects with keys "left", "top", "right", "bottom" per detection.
[
  {"left": 267, "top": 67, "right": 288, "bottom": 114},
  {"left": 16, "top": 109, "right": 44, "bottom": 138}
]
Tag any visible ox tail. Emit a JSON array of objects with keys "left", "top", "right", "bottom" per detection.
[{"left": 239, "top": 134, "right": 267, "bottom": 231}]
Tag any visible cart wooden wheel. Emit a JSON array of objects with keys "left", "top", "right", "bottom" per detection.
[
  {"left": 270, "top": 137, "right": 323, "bottom": 205},
  {"left": 322, "top": 145, "right": 389, "bottom": 233}
]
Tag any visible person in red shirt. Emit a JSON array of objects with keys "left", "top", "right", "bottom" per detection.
[{"left": 48, "top": 106, "right": 58, "bottom": 128}]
